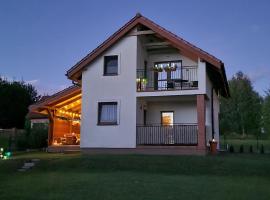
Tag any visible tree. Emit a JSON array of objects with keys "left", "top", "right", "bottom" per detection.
[
  {"left": 0, "top": 77, "right": 41, "bottom": 129},
  {"left": 220, "top": 71, "right": 262, "bottom": 136},
  {"left": 262, "top": 89, "right": 270, "bottom": 136}
]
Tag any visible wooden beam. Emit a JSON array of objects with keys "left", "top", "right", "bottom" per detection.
[
  {"left": 128, "top": 30, "right": 155, "bottom": 36},
  {"left": 144, "top": 42, "right": 170, "bottom": 47},
  {"left": 52, "top": 94, "right": 81, "bottom": 108},
  {"left": 46, "top": 108, "right": 55, "bottom": 146}
]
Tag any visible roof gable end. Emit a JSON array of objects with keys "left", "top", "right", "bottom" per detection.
[{"left": 66, "top": 13, "right": 222, "bottom": 80}]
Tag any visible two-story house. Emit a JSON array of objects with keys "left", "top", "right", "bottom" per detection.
[{"left": 29, "top": 14, "right": 229, "bottom": 154}]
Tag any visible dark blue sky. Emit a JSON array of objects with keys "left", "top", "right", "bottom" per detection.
[{"left": 1, "top": 0, "right": 270, "bottom": 95}]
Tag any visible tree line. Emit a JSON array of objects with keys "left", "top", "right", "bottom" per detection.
[
  {"left": 0, "top": 77, "right": 40, "bottom": 129},
  {"left": 0, "top": 71, "right": 269, "bottom": 137},
  {"left": 220, "top": 71, "right": 270, "bottom": 137}
]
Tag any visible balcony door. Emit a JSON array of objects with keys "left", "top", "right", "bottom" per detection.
[
  {"left": 161, "top": 111, "right": 174, "bottom": 126},
  {"left": 154, "top": 61, "right": 182, "bottom": 90}
]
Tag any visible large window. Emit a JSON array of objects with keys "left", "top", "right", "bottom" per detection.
[
  {"left": 98, "top": 102, "right": 118, "bottom": 125},
  {"left": 104, "top": 55, "right": 118, "bottom": 75}
]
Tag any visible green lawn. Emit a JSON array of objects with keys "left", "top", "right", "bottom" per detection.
[
  {"left": 0, "top": 152, "right": 270, "bottom": 200},
  {"left": 220, "top": 137, "right": 270, "bottom": 153}
]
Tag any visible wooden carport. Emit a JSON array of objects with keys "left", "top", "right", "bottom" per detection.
[{"left": 29, "top": 85, "right": 81, "bottom": 147}]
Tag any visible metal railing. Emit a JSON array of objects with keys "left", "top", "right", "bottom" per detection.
[
  {"left": 137, "top": 66, "right": 198, "bottom": 91},
  {"left": 136, "top": 124, "right": 198, "bottom": 145}
]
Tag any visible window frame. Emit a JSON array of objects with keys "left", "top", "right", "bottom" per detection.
[
  {"left": 97, "top": 102, "right": 118, "bottom": 125},
  {"left": 103, "top": 55, "right": 119, "bottom": 76}
]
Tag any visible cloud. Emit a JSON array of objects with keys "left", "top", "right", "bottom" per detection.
[{"left": 25, "top": 79, "right": 39, "bottom": 85}]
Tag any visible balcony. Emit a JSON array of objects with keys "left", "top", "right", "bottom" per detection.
[
  {"left": 137, "top": 65, "right": 198, "bottom": 92},
  {"left": 136, "top": 124, "right": 198, "bottom": 145}
]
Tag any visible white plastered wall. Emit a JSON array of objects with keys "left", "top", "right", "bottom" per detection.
[
  {"left": 205, "top": 73, "right": 220, "bottom": 148},
  {"left": 81, "top": 34, "right": 137, "bottom": 148}
]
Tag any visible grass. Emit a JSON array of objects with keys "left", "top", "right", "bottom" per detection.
[
  {"left": 0, "top": 152, "right": 270, "bottom": 200},
  {"left": 220, "top": 135, "right": 270, "bottom": 153}
]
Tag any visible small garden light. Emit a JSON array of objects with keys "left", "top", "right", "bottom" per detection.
[{"left": 5, "top": 152, "right": 11, "bottom": 158}]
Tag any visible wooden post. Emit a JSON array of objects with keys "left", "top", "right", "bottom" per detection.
[{"left": 47, "top": 109, "right": 55, "bottom": 146}]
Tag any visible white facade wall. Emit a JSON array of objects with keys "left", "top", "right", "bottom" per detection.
[
  {"left": 145, "top": 100, "right": 197, "bottom": 124},
  {"left": 80, "top": 31, "right": 220, "bottom": 149},
  {"left": 81, "top": 35, "right": 137, "bottom": 148},
  {"left": 213, "top": 89, "right": 220, "bottom": 148},
  {"left": 205, "top": 73, "right": 220, "bottom": 148}
]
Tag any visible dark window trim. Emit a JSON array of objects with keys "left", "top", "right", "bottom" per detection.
[
  {"left": 103, "top": 55, "right": 118, "bottom": 76},
  {"left": 97, "top": 102, "right": 118, "bottom": 126}
]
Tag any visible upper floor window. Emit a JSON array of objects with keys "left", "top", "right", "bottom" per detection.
[{"left": 104, "top": 55, "right": 118, "bottom": 75}]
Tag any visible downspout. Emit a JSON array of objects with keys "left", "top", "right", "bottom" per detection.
[{"left": 211, "top": 87, "right": 215, "bottom": 139}]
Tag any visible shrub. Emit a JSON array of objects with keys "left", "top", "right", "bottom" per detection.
[
  {"left": 28, "top": 123, "right": 48, "bottom": 148},
  {"left": 16, "top": 133, "right": 29, "bottom": 150},
  {"left": 239, "top": 145, "right": 244, "bottom": 153},
  {"left": 249, "top": 145, "right": 253, "bottom": 153},
  {"left": 260, "top": 145, "right": 265, "bottom": 154},
  {"left": 16, "top": 121, "right": 48, "bottom": 150},
  {"left": 229, "top": 145, "right": 234, "bottom": 153}
]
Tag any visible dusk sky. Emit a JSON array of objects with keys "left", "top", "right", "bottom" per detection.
[{"left": 1, "top": 0, "right": 270, "bottom": 95}]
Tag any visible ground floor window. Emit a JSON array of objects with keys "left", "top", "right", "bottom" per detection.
[{"left": 98, "top": 102, "right": 118, "bottom": 125}]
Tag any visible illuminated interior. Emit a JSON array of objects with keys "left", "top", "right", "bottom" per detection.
[
  {"left": 161, "top": 112, "right": 174, "bottom": 126},
  {"left": 51, "top": 94, "right": 81, "bottom": 146}
]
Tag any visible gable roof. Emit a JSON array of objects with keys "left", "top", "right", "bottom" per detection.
[
  {"left": 29, "top": 85, "right": 81, "bottom": 112},
  {"left": 66, "top": 13, "right": 229, "bottom": 97}
]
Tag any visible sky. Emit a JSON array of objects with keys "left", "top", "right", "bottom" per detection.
[{"left": 0, "top": 0, "right": 270, "bottom": 95}]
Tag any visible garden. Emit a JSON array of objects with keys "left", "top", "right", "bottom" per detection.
[{"left": 0, "top": 152, "right": 270, "bottom": 200}]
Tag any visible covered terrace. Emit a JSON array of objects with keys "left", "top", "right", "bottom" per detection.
[{"left": 29, "top": 85, "right": 81, "bottom": 147}]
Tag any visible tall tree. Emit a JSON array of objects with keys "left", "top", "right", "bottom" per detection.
[
  {"left": 220, "top": 71, "right": 262, "bottom": 136},
  {"left": 263, "top": 89, "right": 270, "bottom": 136},
  {"left": 0, "top": 77, "right": 41, "bottom": 129}
]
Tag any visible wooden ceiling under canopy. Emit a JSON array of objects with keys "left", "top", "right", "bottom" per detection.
[{"left": 29, "top": 85, "right": 82, "bottom": 119}]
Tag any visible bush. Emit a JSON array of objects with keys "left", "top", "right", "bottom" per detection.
[
  {"left": 239, "top": 145, "right": 244, "bottom": 153},
  {"left": 16, "top": 133, "right": 29, "bottom": 150},
  {"left": 229, "top": 145, "right": 234, "bottom": 153},
  {"left": 28, "top": 123, "right": 48, "bottom": 148},
  {"left": 249, "top": 145, "right": 253, "bottom": 153},
  {"left": 16, "top": 121, "right": 48, "bottom": 150},
  {"left": 260, "top": 145, "right": 265, "bottom": 154}
]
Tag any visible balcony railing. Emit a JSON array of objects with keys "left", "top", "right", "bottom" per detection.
[
  {"left": 136, "top": 124, "right": 198, "bottom": 145},
  {"left": 137, "top": 66, "right": 198, "bottom": 92}
]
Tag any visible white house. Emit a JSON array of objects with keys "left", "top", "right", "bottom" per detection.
[{"left": 29, "top": 14, "right": 229, "bottom": 155}]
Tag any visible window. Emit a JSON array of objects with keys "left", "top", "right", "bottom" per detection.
[
  {"left": 98, "top": 102, "right": 118, "bottom": 125},
  {"left": 161, "top": 111, "right": 174, "bottom": 126},
  {"left": 104, "top": 55, "right": 118, "bottom": 75}
]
